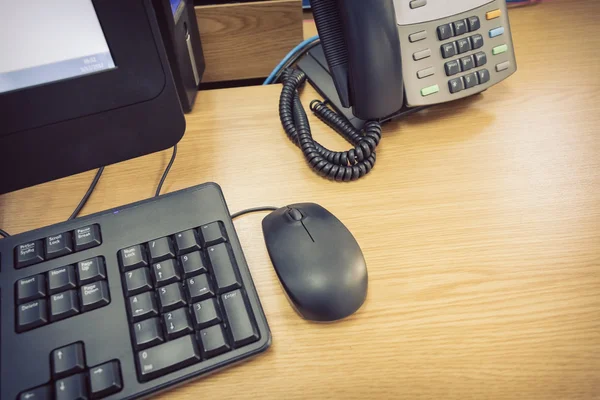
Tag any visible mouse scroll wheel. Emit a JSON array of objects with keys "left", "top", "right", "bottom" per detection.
[{"left": 287, "top": 208, "right": 304, "bottom": 221}]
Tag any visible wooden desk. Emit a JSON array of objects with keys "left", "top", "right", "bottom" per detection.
[{"left": 1, "top": 0, "right": 599, "bottom": 398}]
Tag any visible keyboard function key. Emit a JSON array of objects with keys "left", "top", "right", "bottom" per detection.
[
  {"left": 186, "top": 274, "right": 214, "bottom": 303},
  {"left": 77, "top": 257, "right": 106, "bottom": 285},
  {"left": 180, "top": 251, "right": 207, "bottom": 278},
  {"left": 47, "top": 265, "right": 77, "bottom": 294},
  {"left": 163, "top": 308, "right": 194, "bottom": 340},
  {"left": 148, "top": 237, "right": 175, "bottom": 263},
  {"left": 17, "top": 299, "right": 48, "bottom": 332},
  {"left": 89, "top": 360, "right": 123, "bottom": 399},
  {"left": 73, "top": 224, "right": 102, "bottom": 252},
  {"left": 16, "top": 274, "right": 46, "bottom": 304},
  {"left": 467, "top": 16, "right": 480, "bottom": 31},
  {"left": 199, "top": 221, "right": 228, "bottom": 247},
  {"left": 15, "top": 240, "right": 44, "bottom": 269},
  {"left": 18, "top": 385, "right": 52, "bottom": 400},
  {"left": 474, "top": 51, "right": 487, "bottom": 67},
  {"left": 221, "top": 289, "right": 259, "bottom": 347},
  {"left": 198, "top": 325, "right": 231, "bottom": 359},
  {"left": 471, "top": 34, "right": 484, "bottom": 49},
  {"left": 129, "top": 292, "right": 159, "bottom": 322},
  {"left": 192, "top": 298, "right": 222, "bottom": 330},
  {"left": 456, "top": 38, "right": 471, "bottom": 54},
  {"left": 437, "top": 23, "right": 453, "bottom": 41},
  {"left": 463, "top": 72, "right": 479, "bottom": 89},
  {"left": 448, "top": 77, "right": 465, "bottom": 94},
  {"left": 133, "top": 317, "right": 165, "bottom": 350},
  {"left": 174, "top": 229, "right": 201, "bottom": 255},
  {"left": 444, "top": 60, "right": 461, "bottom": 76},
  {"left": 51, "top": 342, "right": 85, "bottom": 379},
  {"left": 55, "top": 373, "right": 87, "bottom": 400},
  {"left": 453, "top": 19, "right": 467, "bottom": 36},
  {"left": 119, "top": 245, "right": 148, "bottom": 272},
  {"left": 477, "top": 69, "right": 491, "bottom": 84},
  {"left": 158, "top": 282, "right": 187, "bottom": 313},
  {"left": 136, "top": 335, "right": 201, "bottom": 382},
  {"left": 45, "top": 232, "right": 73, "bottom": 260},
  {"left": 152, "top": 259, "right": 180, "bottom": 287},
  {"left": 81, "top": 281, "right": 111, "bottom": 312},
  {"left": 207, "top": 243, "right": 241, "bottom": 293},
  {"left": 125, "top": 267, "right": 153, "bottom": 296},
  {"left": 50, "top": 290, "right": 80, "bottom": 322},
  {"left": 441, "top": 42, "right": 456, "bottom": 59}
]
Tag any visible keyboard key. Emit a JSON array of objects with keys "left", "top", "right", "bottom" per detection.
[
  {"left": 137, "top": 335, "right": 201, "bottom": 382},
  {"left": 467, "top": 16, "right": 480, "bottom": 32},
  {"left": 186, "top": 274, "right": 214, "bottom": 303},
  {"left": 73, "top": 224, "right": 102, "bottom": 251},
  {"left": 133, "top": 317, "right": 165, "bottom": 350},
  {"left": 125, "top": 267, "right": 153, "bottom": 296},
  {"left": 456, "top": 37, "right": 471, "bottom": 54},
  {"left": 17, "top": 299, "right": 48, "bottom": 332},
  {"left": 444, "top": 60, "right": 461, "bottom": 76},
  {"left": 48, "top": 265, "right": 77, "bottom": 294},
  {"left": 55, "top": 373, "right": 87, "bottom": 400},
  {"left": 89, "top": 360, "right": 123, "bottom": 399},
  {"left": 448, "top": 77, "right": 464, "bottom": 94},
  {"left": 15, "top": 240, "right": 44, "bottom": 268},
  {"left": 51, "top": 342, "right": 85, "bottom": 378},
  {"left": 152, "top": 259, "right": 180, "bottom": 287},
  {"left": 81, "top": 281, "right": 111, "bottom": 312},
  {"left": 199, "top": 221, "right": 227, "bottom": 247},
  {"left": 45, "top": 232, "right": 73, "bottom": 260},
  {"left": 77, "top": 257, "right": 106, "bottom": 285},
  {"left": 50, "top": 290, "right": 80, "bottom": 322},
  {"left": 18, "top": 385, "right": 52, "bottom": 400},
  {"left": 478, "top": 69, "right": 491, "bottom": 84},
  {"left": 441, "top": 42, "right": 456, "bottom": 59},
  {"left": 16, "top": 274, "right": 46, "bottom": 304},
  {"left": 207, "top": 243, "right": 241, "bottom": 293},
  {"left": 148, "top": 237, "right": 175, "bottom": 263},
  {"left": 437, "top": 23, "right": 453, "bottom": 40},
  {"left": 471, "top": 34, "right": 484, "bottom": 49},
  {"left": 164, "top": 308, "right": 194, "bottom": 340},
  {"left": 453, "top": 19, "right": 467, "bottom": 36},
  {"left": 474, "top": 51, "right": 487, "bottom": 67},
  {"left": 198, "top": 325, "right": 230, "bottom": 358},
  {"left": 158, "top": 283, "right": 186, "bottom": 313},
  {"left": 174, "top": 229, "right": 201, "bottom": 255},
  {"left": 180, "top": 251, "right": 207, "bottom": 278},
  {"left": 192, "top": 298, "right": 222, "bottom": 330},
  {"left": 129, "top": 292, "right": 159, "bottom": 322},
  {"left": 463, "top": 72, "right": 478, "bottom": 89},
  {"left": 221, "top": 290, "right": 259, "bottom": 347},
  {"left": 119, "top": 245, "right": 148, "bottom": 272}
]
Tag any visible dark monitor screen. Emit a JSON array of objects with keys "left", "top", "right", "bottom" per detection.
[{"left": 0, "top": 0, "right": 116, "bottom": 94}]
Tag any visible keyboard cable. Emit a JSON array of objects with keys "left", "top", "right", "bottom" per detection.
[
  {"left": 0, "top": 228, "right": 10, "bottom": 238},
  {"left": 69, "top": 167, "right": 105, "bottom": 220},
  {"left": 155, "top": 145, "right": 178, "bottom": 197}
]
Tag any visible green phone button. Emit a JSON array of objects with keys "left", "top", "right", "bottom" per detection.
[
  {"left": 492, "top": 44, "right": 508, "bottom": 55},
  {"left": 421, "top": 84, "right": 439, "bottom": 97}
]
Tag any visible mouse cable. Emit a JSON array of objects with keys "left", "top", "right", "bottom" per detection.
[
  {"left": 68, "top": 167, "right": 105, "bottom": 220},
  {"left": 0, "top": 228, "right": 10, "bottom": 238},
  {"left": 155, "top": 145, "right": 178, "bottom": 197},
  {"left": 279, "top": 69, "right": 382, "bottom": 182},
  {"left": 231, "top": 206, "right": 279, "bottom": 220}
]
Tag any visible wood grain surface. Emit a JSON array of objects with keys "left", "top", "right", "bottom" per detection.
[
  {"left": 195, "top": 0, "right": 303, "bottom": 82},
  {"left": 1, "top": 0, "right": 600, "bottom": 398}
]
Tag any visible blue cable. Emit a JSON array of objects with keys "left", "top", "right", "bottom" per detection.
[{"left": 263, "top": 35, "right": 319, "bottom": 85}]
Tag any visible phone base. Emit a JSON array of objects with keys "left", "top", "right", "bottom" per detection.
[{"left": 297, "top": 44, "right": 428, "bottom": 130}]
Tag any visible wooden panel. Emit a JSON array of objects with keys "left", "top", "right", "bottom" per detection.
[{"left": 195, "top": 0, "right": 303, "bottom": 82}]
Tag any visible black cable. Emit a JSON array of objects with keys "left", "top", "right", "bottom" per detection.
[
  {"left": 231, "top": 206, "right": 279, "bottom": 220},
  {"left": 155, "top": 145, "right": 178, "bottom": 197},
  {"left": 279, "top": 69, "right": 382, "bottom": 181},
  {"left": 0, "top": 228, "right": 10, "bottom": 238},
  {"left": 273, "top": 39, "right": 321, "bottom": 84},
  {"left": 68, "top": 167, "right": 105, "bottom": 220}
]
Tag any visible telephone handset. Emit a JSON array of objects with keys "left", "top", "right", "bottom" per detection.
[{"left": 310, "top": 0, "right": 517, "bottom": 120}]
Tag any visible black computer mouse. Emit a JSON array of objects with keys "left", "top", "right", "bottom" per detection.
[{"left": 262, "top": 203, "right": 367, "bottom": 322}]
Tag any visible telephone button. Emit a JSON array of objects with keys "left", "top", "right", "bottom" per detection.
[
  {"left": 456, "top": 38, "right": 472, "bottom": 54},
  {"left": 409, "top": 31, "right": 427, "bottom": 43},
  {"left": 460, "top": 56, "right": 475, "bottom": 72},
  {"left": 489, "top": 27, "right": 505, "bottom": 38},
  {"left": 444, "top": 60, "right": 461, "bottom": 76},
  {"left": 441, "top": 43, "right": 456, "bottom": 59},
  {"left": 477, "top": 69, "right": 491, "bottom": 84},
  {"left": 410, "top": 0, "right": 427, "bottom": 9},
  {"left": 492, "top": 44, "right": 508, "bottom": 55},
  {"left": 463, "top": 72, "right": 478, "bottom": 89},
  {"left": 467, "top": 16, "right": 481, "bottom": 32},
  {"left": 471, "top": 34, "right": 484, "bottom": 50},
  {"left": 417, "top": 67, "right": 435, "bottom": 79},
  {"left": 437, "top": 24, "right": 453, "bottom": 41},
  {"left": 448, "top": 78, "right": 464, "bottom": 94},
  {"left": 474, "top": 52, "right": 487, "bottom": 67},
  {"left": 495, "top": 61, "right": 511, "bottom": 72},
  {"left": 486, "top": 9, "right": 502, "bottom": 20},
  {"left": 413, "top": 49, "right": 431, "bottom": 61},
  {"left": 453, "top": 20, "right": 468, "bottom": 36},
  {"left": 420, "top": 85, "right": 439, "bottom": 97}
]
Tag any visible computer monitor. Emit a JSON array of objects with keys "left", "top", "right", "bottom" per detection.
[{"left": 0, "top": 0, "right": 185, "bottom": 195}]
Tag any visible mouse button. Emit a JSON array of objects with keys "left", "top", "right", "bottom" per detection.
[{"left": 286, "top": 208, "right": 304, "bottom": 222}]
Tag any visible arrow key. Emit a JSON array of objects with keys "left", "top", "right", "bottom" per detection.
[
  {"left": 55, "top": 373, "right": 87, "bottom": 400},
  {"left": 19, "top": 385, "right": 51, "bottom": 400},
  {"left": 51, "top": 342, "right": 86, "bottom": 379},
  {"left": 89, "top": 360, "right": 123, "bottom": 399}
]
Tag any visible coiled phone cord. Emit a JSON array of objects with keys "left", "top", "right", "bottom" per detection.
[{"left": 279, "top": 69, "right": 382, "bottom": 182}]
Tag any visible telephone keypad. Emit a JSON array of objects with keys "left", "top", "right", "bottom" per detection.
[
  {"left": 471, "top": 34, "right": 484, "bottom": 50},
  {"left": 453, "top": 20, "right": 468, "bottom": 36},
  {"left": 456, "top": 38, "right": 472, "bottom": 54},
  {"left": 460, "top": 56, "right": 475, "bottom": 72},
  {"left": 474, "top": 52, "right": 487, "bottom": 67},
  {"left": 448, "top": 78, "right": 464, "bottom": 94},
  {"left": 467, "top": 16, "right": 481, "bottom": 32},
  {"left": 444, "top": 60, "right": 461, "bottom": 76},
  {"left": 437, "top": 24, "right": 453, "bottom": 41},
  {"left": 477, "top": 69, "right": 491, "bottom": 84},
  {"left": 463, "top": 73, "right": 478, "bottom": 89},
  {"left": 441, "top": 43, "right": 456, "bottom": 59}
]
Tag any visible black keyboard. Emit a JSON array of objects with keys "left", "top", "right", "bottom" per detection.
[{"left": 0, "top": 183, "right": 271, "bottom": 400}]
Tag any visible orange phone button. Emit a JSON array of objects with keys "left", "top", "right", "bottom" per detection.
[{"left": 486, "top": 9, "right": 502, "bottom": 20}]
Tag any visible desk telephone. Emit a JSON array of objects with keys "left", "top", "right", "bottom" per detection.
[{"left": 278, "top": 0, "right": 517, "bottom": 181}]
